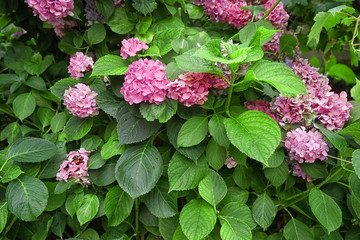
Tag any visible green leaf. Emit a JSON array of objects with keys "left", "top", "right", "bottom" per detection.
[
  {"left": 7, "top": 137, "right": 57, "bottom": 162},
  {"left": 219, "top": 217, "right": 252, "bottom": 240},
  {"left": 89, "top": 164, "right": 116, "bottom": 186},
  {"left": 159, "top": 216, "right": 179, "bottom": 240},
  {"left": 348, "top": 173, "right": 360, "bottom": 200},
  {"left": 222, "top": 187, "right": 249, "bottom": 205},
  {"left": 65, "top": 117, "right": 93, "bottom": 141},
  {"left": 51, "top": 211, "right": 66, "bottom": 238},
  {"left": 144, "top": 177, "right": 178, "bottom": 218},
  {"left": 239, "top": 21, "right": 276, "bottom": 46},
  {"left": 338, "top": 122, "right": 360, "bottom": 145},
  {"left": 44, "top": 182, "right": 66, "bottom": 211},
  {"left": 251, "top": 194, "right": 277, "bottom": 229},
  {"left": 199, "top": 170, "right": 227, "bottom": 206},
  {"left": 233, "top": 165, "right": 251, "bottom": 189},
  {"left": 140, "top": 99, "right": 178, "bottom": 123},
  {"left": 88, "top": 23, "right": 106, "bottom": 45},
  {"left": 6, "top": 176, "right": 48, "bottom": 221},
  {"left": 280, "top": 34, "right": 297, "bottom": 56},
  {"left": 49, "top": 77, "right": 78, "bottom": 100},
  {"left": 206, "top": 138, "right": 227, "bottom": 171},
  {"left": 0, "top": 122, "right": 21, "bottom": 144},
  {"left": 24, "top": 54, "right": 54, "bottom": 76},
  {"left": 301, "top": 162, "right": 328, "bottom": 179},
  {"left": 94, "top": 0, "right": 114, "bottom": 18},
  {"left": 13, "top": 92, "right": 36, "bottom": 121},
  {"left": 115, "top": 143, "right": 163, "bottom": 198},
  {"left": 50, "top": 112, "right": 67, "bottom": 133},
  {"left": 264, "top": 161, "right": 289, "bottom": 187},
  {"left": 309, "top": 188, "right": 342, "bottom": 233},
  {"left": 351, "top": 79, "right": 360, "bottom": 102},
  {"left": 106, "top": 8, "right": 134, "bottom": 34},
  {"left": 177, "top": 116, "right": 208, "bottom": 147},
  {"left": 245, "top": 60, "right": 307, "bottom": 97},
  {"left": 132, "top": 0, "right": 157, "bottom": 15},
  {"left": 314, "top": 123, "right": 347, "bottom": 153},
  {"left": 179, "top": 199, "right": 217, "bottom": 240},
  {"left": 96, "top": 91, "right": 123, "bottom": 118},
  {"left": 267, "top": 149, "right": 285, "bottom": 168},
  {"left": 65, "top": 192, "right": 84, "bottom": 217},
  {"left": 353, "top": 150, "right": 360, "bottom": 179},
  {"left": 117, "top": 112, "right": 161, "bottom": 145},
  {"left": 168, "top": 152, "right": 208, "bottom": 192},
  {"left": 81, "top": 136, "right": 103, "bottom": 151},
  {"left": 153, "top": 28, "right": 183, "bottom": 55},
  {"left": 101, "top": 140, "right": 125, "bottom": 160},
  {"left": 283, "top": 218, "right": 313, "bottom": 240},
  {"left": 1, "top": 165, "right": 24, "bottom": 183},
  {"left": 0, "top": 201, "right": 8, "bottom": 234},
  {"left": 208, "top": 114, "right": 230, "bottom": 148},
  {"left": 136, "top": 16, "right": 152, "bottom": 34},
  {"left": 224, "top": 111, "right": 281, "bottom": 166},
  {"left": 91, "top": 55, "right": 128, "bottom": 77},
  {"left": 329, "top": 64, "right": 356, "bottom": 84},
  {"left": 37, "top": 108, "right": 55, "bottom": 129},
  {"left": 76, "top": 194, "right": 99, "bottom": 225},
  {"left": 104, "top": 185, "right": 133, "bottom": 226},
  {"left": 26, "top": 76, "right": 47, "bottom": 91}
]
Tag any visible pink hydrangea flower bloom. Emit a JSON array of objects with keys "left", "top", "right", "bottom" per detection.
[
  {"left": 292, "top": 163, "right": 313, "bottom": 182},
  {"left": 258, "top": 0, "right": 289, "bottom": 30},
  {"left": 56, "top": 148, "right": 92, "bottom": 185},
  {"left": 25, "top": 0, "right": 74, "bottom": 21},
  {"left": 64, "top": 83, "right": 99, "bottom": 118},
  {"left": 245, "top": 100, "right": 279, "bottom": 124},
  {"left": 68, "top": 52, "right": 94, "bottom": 80},
  {"left": 225, "top": 150, "right": 238, "bottom": 168},
  {"left": 262, "top": 31, "right": 283, "bottom": 56},
  {"left": 50, "top": 18, "right": 77, "bottom": 38},
  {"left": 285, "top": 126, "right": 329, "bottom": 164},
  {"left": 167, "top": 72, "right": 213, "bottom": 107},
  {"left": 121, "top": 59, "right": 169, "bottom": 105},
  {"left": 120, "top": 38, "right": 149, "bottom": 59},
  {"left": 208, "top": 75, "right": 229, "bottom": 89}
]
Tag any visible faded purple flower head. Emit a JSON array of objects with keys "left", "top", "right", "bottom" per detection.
[
  {"left": 64, "top": 83, "right": 99, "bottom": 118},
  {"left": 120, "top": 37, "right": 149, "bottom": 59},
  {"left": 121, "top": 58, "right": 169, "bottom": 105},
  {"left": 284, "top": 126, "right": 329, "bottom": 164},
  {"left": 56, "top": 148, "right": 92, "bottom": 185},
  {"left": 68, "top": 52, "right": 94, "bottom": 80},
  {"left": 292, "top": 163, "right": 313, "bottom": 182},
  {"left": 245, "top": 100, "right": 279, "bottom": 124},
  {"left": 85, "top": 0, "right": 106, "bottom": 23}
]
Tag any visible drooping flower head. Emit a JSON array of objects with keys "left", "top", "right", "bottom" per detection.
[
  {"left": 292, "top": 163, "right": 313, "bottom": 182},
  {"left": 25, "top": 0, "right": 74, "bottom": 22},
  {"left": 56, "top": 148, "right": 92, "bottom": 185},
  {"left": 284, "top": 126, "right": 329, "bottom": 164},
  {"left": 245, "top": 100, "right": 279, "bottom": 124},
  {"left": 121, "top": 58, "right": 169, "bottom": 105},
  {"left": 120, "top": 37, "right": 149, "bottom": 59},
  {"left": 68, "top": 52, "right": 94, "bottom": 80},
  {"left": 64, "top": 83, "right": 99, "bottom": 118},
  {"left": 225, "top": 151, "right": 238, "bottom": 168}
]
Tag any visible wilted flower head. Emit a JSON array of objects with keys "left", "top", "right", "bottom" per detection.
[
  {"left": 64, "top": 83, "right": 99, "bottom": 118},
  {"left": 25, "top": 0, "right": 74, "bottom": 21},
  {"left": 245, "top": 100, "right": 279, "bottom": 124},
  {"left": 284, "top": 126, "right": 329, "bottom": 164},
  {"left": 121, "top": 37, "right": 149, "bottom": 59},
  {"left": 68, "top": 52, "right": 94, "bottom": 80},
  {"left": 225, "top": 151, "right": 238, "bottom": 168},
  {"left": 56, "top": 148, "right": 92, "bottom": 185},
  {"left": 292, "top": 163, "right": 313, "bottom": 182},
  {"left": 121, "top": 58, "right": 169, "bottom": 105}
]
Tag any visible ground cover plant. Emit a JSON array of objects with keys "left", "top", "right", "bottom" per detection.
[{"left": 0, "top": 0, "right": 360, "bottom": 239}]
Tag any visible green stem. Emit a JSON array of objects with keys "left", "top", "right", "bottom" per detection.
[
  {"left": 135, "top": 198, "right": 140, "bottom": 240},
  {"left": 0, "top": 159, "right": 9, "bottom": 172},
  {"left": 260, "top": 0, "right": 282, "bottom": 21},
  {"left": 225, "top": 75, "right": 236, "bottom": 118}
]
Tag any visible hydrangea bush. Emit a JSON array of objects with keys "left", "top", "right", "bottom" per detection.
[{"left": 0, "top": 0, "right": 360, "bottom": 239}]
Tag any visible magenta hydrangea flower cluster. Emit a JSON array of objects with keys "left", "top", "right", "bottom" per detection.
[
  {"left": 120, "top": 38, "right": 149, "bottom": 59},
  {"left": 56, "top": 148, "right": 92, "bottom": 186},
  {"left": 120, "top": 58, "right": 170, "bottom": 105},
  {"left": 68, "top": 52, "right": 94, "bottom": 80},
  {"left": 285, "top": 127, "right": 329, "bottom": 164},
  {"left": 64, "top": 83, "right": 99, "bottom": 118},
  {"left": 244, "top": 100, "right": 279, "bottom": 124}
]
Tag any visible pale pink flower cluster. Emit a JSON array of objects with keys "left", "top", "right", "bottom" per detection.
[
  {"left": 285, "top": 126, "right": 329, "bottom": 164},
  {"left": 244, "top": 100, "right": 279, "bottom": 124},
  {"left": 64, "top": 83, "right": 99, "bottom": 118},
  {"left": 56, "top": 148, "right": 91, "bottom": 185},
  {"left": 120, "top": 59, "right": 169, "bottom": 105},
  {"left": 113, "top": 0, "right": 125, "bottom": 7},
  {"left": 258, "top": 0, "right": 289, "bottom": 30},
  {"left": 292, "top": 163, "right": 313, "bottom": 182},
  {"left": 225, "top": 151, "right": 238, "bottom": 168},
  {"left": 121, "top": 38, "right": 149, "bottom": 59},
  {"left": 68, "top": 52, "right": 94, "bottom": 80},
  {"left": 195, "top": 0, "right": 252, "bottom": 28}
]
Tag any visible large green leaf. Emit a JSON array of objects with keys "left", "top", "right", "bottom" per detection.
[
  {"left": 7, "top": 137, "right": 57, "bottom": 162},
  {"left": 220, "top": 202, "right": 256, "bottom": 230},
  {"left": 104, "top": 185, "right": 133, "bottom": 226},
  {"left": 315, "top": 123, "right": 346, "bottom": 153},
  {"left": 96, "top": 91, "right": 123, "bottom": 118},
  {"left": 224, "top": 111, "right": 281, "bottom": 166},
  {"left": 264, "top": 161, "right": 289, "bottom": 187},
  {"left": 91, "top": 55, "right": 128, "bottom": 77},
  {"left": 179, "top": 199, "right": 217, "bottom": 240},
  {"left": 329, "top": 64, "right": 356, "bottom": 84},
  {"left": 283, "top": 218, "right": 313, "bottom": 240},
  {"left": 76, "top": 194, "right": 99, "bottom": 225},
  {"left": 65, "top": 117, "right": 93, "bottom": 141},
  {"left": 1, "top": 165, "right": 24, "bottom": 183},
  {"left": 208, "top": 114, "right": 230, "bottom": 148},
  {"left": 117, "top": 112, "right": 162, "bottom": 145},
  {"left": 251, "top": 194, "right": 276, "bottom": 229},
  {"left": 168, "top": 152, "right": 208, "bottom": 192},
  {"left": 49, "top": 77, "right": 78, "bottom": 100},
  {"left": 244, "top": 60, "right": 307, "bottom": 97},
  {"left": 198, "top": 170, "right": 227, "bottom": 206},
  {"left": 140, "top": 99, "right": 178, "bottom": 123},
  {"left": 6, "top": 176, "right": 48, "bottom": 221},
  {"left": 205, "top": 138, "right": 227, "bottom": 171},
  {"left": 88, "top": 23, "right": 106, "bottom": 45},
  {"left": 94, "top": 0, "right": 114, "bottom": 18},
  {"left": 352, "top": 150, "right": 360, "bottom": 180},
  {"left": 65, "top": 192, "right": 84, "bottom": 217},
  {"left": 159, "top": 216, "right": 179, "bottom": 240},
  {"left": 115, "top": 143, "right": 163, "bottom": 198},
  {"left": 144, "top": 177, "right": 178, "bottom": 218},
  {"left": 50, "top": 112, "right": 67, "bottom": 133},
  {"left": 177, "top": 116, "right": 208, "bottom": 148},
  {"left": 309, "top": 188, "right": 342, "bottom": 233},
  {"left": 13, "top": 92, "right": 36, "bottom": 121},
  {"left": 44, "top": 182, "right": 66, "bottom": 211},
  {"left": 153, "top": 28, "right": 183, "bottom": 55},
  {"left": 0, "top": 201, "right": 7, "bottom": 234},
  {"left": 339, "top": 122, "right": 360, "bottom": 145},
  {"left": 132, "top": 0, "right": 157, "bottom": 15}
]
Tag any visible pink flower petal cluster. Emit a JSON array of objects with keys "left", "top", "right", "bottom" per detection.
[
  {"left": 121, "top": 38, "right": 149, "bottom": 59},
  {"left": 244, "top": 100, "right": 279, "bottom": 123},
  {"left": 56, "top": 148, "right": 92, "bottom": 185},
  {"left": 195, "top": 0, "right": 252, "bottom": 28},
  {"left": 25, "top": 0, "right": 74, "bottom": 21},
  {"left": 292, "top": 163, "right": 313, "bottom": 182},
  {"left": 284, "top": 126, "right": 329, "bottom": 164},
  {"left": 121, "top": 59, "right": 169, "bottom": 105},
  {"left": 167, "top": 72, "right": 225, "bottom": 107},
  {"left": 225, "top": 151, "right": 238, "bottom": 168},
  {"left": 258, "top": 0, "right": 289, "bottom": 30},
  {"left": 262, "top": 31, "right": 283, "bottom": 56},
  {"left": 64, "top": 83, "right": 99, "bottom": 118},
  {"left": 113, "top": 0, "right": 125, "bottom": 8},
  {"left": 51, "top": 18, "right": 77, "bottom": 38},
  {"left": 68, "top": 52, "right": 94, "bottom": 80}
]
